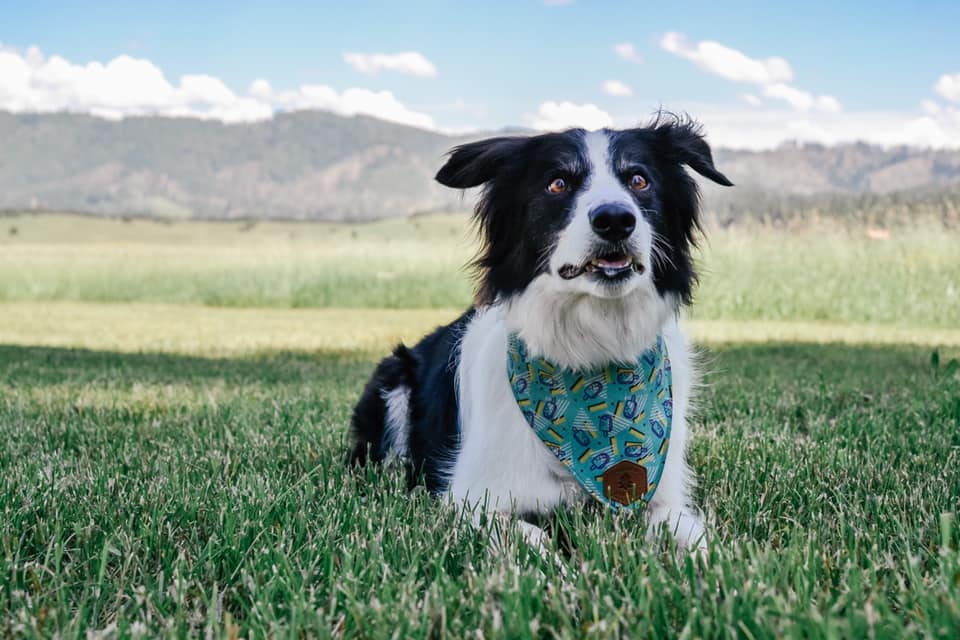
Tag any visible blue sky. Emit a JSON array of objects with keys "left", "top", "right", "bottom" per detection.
[{"left": 2, "top": 0, "right": 959, "bottom": 147}]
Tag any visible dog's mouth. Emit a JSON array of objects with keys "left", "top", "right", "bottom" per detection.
[{"left": 558, "top": 251, "right": 645, "bottom": 281}]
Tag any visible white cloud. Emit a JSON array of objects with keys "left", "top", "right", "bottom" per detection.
[
  {"left": 652, "top": 105, "right": 960, "bottom": 150},
  {"left": 179, "top": 74, "right": 236, "bottom": 106},
  {"left": 660, "top": 31, "right": 841, "bottom": 114},
  {"left": 0, "top": 50, "right": 181, "bottom": 116},
  {"left": 342, "top": 51, "right": 437, "bottom": 78},
  {"left": 921, "top": 99, "right": 942, "bottom": 116},
  {"left": 613, "top": 43, "right": 643, "bottom": 64},
  {"left": 249, "top": 80, "right": 434, "bottom": 129},
  {"left": 814, "top": 95, "right": 842, "bottom": 113},
  {"left": 935, "top": 72, "right": 960, "bottom": 102},
  {"left": 602, "top": 80, "right": 633, "bottom": 97},
  {"left": 4, "top": 43, "right": 960, "bottom": 148},
  {"left": 660, "top": 31, "right": 792, "bottom": 85},
  {"left": 530, "top": 101, "right": 612, "bottom": 130},
  {"left": 0, "top": 45, "right": 434, "bottom": 128},
  {"left": 762, "top": 83, "right": 841, "bottom": 112}
]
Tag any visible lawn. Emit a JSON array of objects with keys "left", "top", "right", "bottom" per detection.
[{"left": 1, "top": 213, "right": 959, "bottom": 637}]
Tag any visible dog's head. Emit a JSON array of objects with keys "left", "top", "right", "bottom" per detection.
[{"left": 436, "top": 115, "right": 731, "bottom": 309}]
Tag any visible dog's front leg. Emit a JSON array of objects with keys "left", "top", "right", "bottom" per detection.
[
  {"left": 646, "top": 503, "right": 706, "bottom": 553},
  {"left": 457, "top": 498, "right": 550, "bottom": 553},
  {"left": 455, "top": 499, "right": 572, "bottom": 577},
  {"left": 644, "top": 429, "right": 707, "bottom": 553}
]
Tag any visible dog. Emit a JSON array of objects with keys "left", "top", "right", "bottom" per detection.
[{"left": 349, "top": 114, "right": 732, "bottom": 553}]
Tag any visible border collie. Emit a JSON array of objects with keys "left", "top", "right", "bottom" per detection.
[{"left": 349, "top": 115, "right": 732, "bottom": 552}]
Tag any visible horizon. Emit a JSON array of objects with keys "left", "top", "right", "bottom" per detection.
[
  {"left": 5, "top": 107, "right": 960, "bottom": 154},
  {"left": 2, "top": 0, "right": 959, "bottom": 150}
]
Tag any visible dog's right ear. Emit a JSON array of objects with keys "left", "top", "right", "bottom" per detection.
[{"left": 435, "top": 137, "right": 528, "bottom": 189}]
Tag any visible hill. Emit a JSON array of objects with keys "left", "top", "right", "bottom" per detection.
[
  {"left": 2, "top": 110, "right": 960, "bottom": 222},
  {"left": 0, "top": 111, "right": 469, "bottom": 221}
]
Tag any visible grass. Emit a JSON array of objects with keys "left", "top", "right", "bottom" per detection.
[
  {"left": 1, "top": 319, "right": 958, "bottom": 637},
  {"left": 0, "top": 213, "right": 473, "bottom": 310},
  {"left": 2, "top": 303, "right": 960, "bottom": 358},
  {"left": 2, "top": 212, "right": 959, "bottom": 327},
  {"left": 1, "top": 212, "right": 959, "bottom": 636}
]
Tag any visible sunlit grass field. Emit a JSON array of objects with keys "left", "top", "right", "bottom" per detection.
[
  {"left": 1, "top": 212, "right": 959, "bottom": 637},
  {"left": 2, "top": 212, "right": 959, "bottom": 326}
]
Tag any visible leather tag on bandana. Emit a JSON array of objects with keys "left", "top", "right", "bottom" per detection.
[{"left": 602, "top": 461, "right": 648, "bottom": 506}]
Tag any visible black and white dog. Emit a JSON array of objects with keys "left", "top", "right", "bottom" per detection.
[{"left": 350, "top": 115, "right": 732, "bottom": 552}]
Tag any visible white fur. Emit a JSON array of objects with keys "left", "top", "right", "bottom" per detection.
[
  {"left": 448, "top": 304, "right": 704, "bottom": 552},
  {"left": 381, "top": 385, "right": 411, "bottom": 461},
  {"left": 503, "top": 274, "right": 674, "bottom": 371},
  {"left": 549, "top": 130, "right": 654, "bottom": 302},
  {"left": 447, "top": 305, "right": 583, "bottom": 514},
  {"left": 504, "top": 130, "right": 672, "bottom": 371},
  {"left": 440, "top": 130, "right": 705, "bottom": 552}
]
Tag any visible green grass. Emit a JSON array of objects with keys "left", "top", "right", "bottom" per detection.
[
  {"left": 1, "top": 212, "right": 959, "bottom": 636},
  {"left": 0, "top": 213, "right": 474, "bottom": 310},
  {"left": 693, "top": 227, "right": 960, "bottom": 327},
  {"left": 1, "top": 334, "right": 958, "bottom": 637},
  {"left": 2, "top": 213, "right": 958, "bottom": 327}
]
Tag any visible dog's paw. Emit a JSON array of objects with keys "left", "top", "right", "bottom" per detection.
[
  {"left": 647, "top": 508, "right": 707, "bottom": 555},
  {"left": 482, "top": 516, "right": 571, "bottom": 579}
]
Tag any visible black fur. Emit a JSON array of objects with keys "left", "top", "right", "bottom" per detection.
[
  {"left": 437, "top": 131, "right": 590, "bottom": 305},
  {"left": 349, "top": 310, "right": 474, "bottom": 493},
  {"left": 608, "top": 115, "right": 732, "bottom": 303},
  {"left": 349, "top": 115, "right": 730, "bottom": 492},
  {"left": 435, "top": 115, "right": 730, "bottom": 305},
  {"left": 348, "top": 344, "right": 417, "bottom": 466}
]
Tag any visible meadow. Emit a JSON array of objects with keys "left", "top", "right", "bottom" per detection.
[
  {"left": 2, "top": 212, "right": 959, "bottom": 326},
  {"left": 1, "top": 211, "right": 959, "bottom": 637}
]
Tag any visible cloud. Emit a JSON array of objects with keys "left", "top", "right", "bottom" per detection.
[
  {"left": 762, "top": 83, "right": 841, "bottom": 112},
  {"left": 814, "top": 95, "right": 842, "bottom": 113},
  {"left": 530, "top": 101, "right": 612, "bottom": 130},
  {"left": 653, "top": 105, "right": 960, "bottom": 150},
  {"left": 613, "top": 43, "right": 643, "bottom": 64},
  {"left": 660, "top": 31, "right": 791, "bottom": 85},
  {"left": 935, "top": 72, "right": 960, "bottom": 102},
  {"left": 660, "top": 31, "right": 840, "bottom": 113},
  {"left": 740, "top": 93, "right": 763, "bottom": 107},
  {"left": 921, "top": 99, "right": 942, "bottom": 116},
  {"left": 342, "top": 51, "right": 437, "bottom": 78},
  {"left": 0, "top": 45, "right": 434, "bottom": 128},
  {"left": 248, "top": 80, "right": 434, "bottom": 129},
  {"left": 602, "top": 80, "right": 633, "bottom": 97}
]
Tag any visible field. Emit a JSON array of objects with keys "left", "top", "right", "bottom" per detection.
[
  {"left": 2, "top": 212, "right": 959, "bottom": 326},
  {"left": 1, "top": 212, "right": 959, "bottom": 637}
]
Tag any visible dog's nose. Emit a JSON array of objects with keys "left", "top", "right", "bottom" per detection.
[{"left": 589, "top": 204, "right": 636, "bottom": 242}]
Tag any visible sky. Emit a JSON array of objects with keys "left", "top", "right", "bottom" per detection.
[{"left": 2, "top": 0, "right": 959, "bottom": 149}]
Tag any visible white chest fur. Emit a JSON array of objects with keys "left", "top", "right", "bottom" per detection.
[{"left": 447, "top": 304, "right": 695, "bottom": 521}]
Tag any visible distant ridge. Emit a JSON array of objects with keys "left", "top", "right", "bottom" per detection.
[{"left": 3, "top": 110, "right": 959, "bottom": 221}]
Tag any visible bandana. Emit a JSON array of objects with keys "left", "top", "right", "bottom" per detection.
[{"left": 506, "top": 334, "right": 672, "bottom": 511}]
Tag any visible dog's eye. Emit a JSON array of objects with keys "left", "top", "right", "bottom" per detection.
[
  {"left": 629, "top": 174, "right": 649, "bottom": 191},
  {"left": 547, "top": 178, "right": 568, "bottom": 194}
]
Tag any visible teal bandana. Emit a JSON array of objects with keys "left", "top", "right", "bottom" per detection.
[{"left": 506, "top": 335, "right": 673, "bottom": 511}]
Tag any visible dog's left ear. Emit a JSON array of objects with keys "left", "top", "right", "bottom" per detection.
[
  {"left": 435, "top": 136, "right": 529, "bottom": 189},
  {"left": 656, "top": 118, "right": 733, "bottom": 187}
]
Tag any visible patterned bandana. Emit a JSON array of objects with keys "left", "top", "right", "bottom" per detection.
[{"left": 506, "top": 334, "right": 673, "bottom": 511}]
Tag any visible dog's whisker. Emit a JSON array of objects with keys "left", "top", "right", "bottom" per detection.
[{"left": 650, "top": 230, "right": 677, "bottom": 271}]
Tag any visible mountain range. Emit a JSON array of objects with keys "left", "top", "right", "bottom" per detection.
[{"left": 2, "top": 110, "right": 959, "bottom": 221}]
